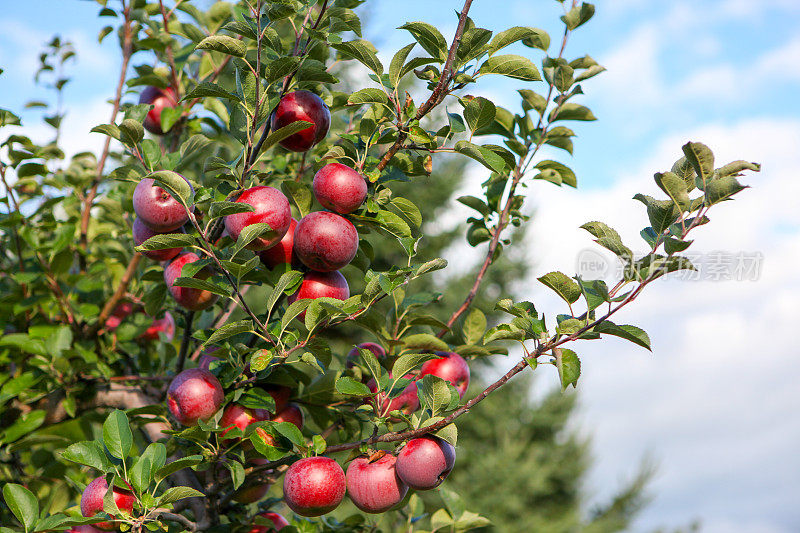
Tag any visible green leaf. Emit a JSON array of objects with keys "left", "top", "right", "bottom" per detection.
[
  {"left": 155, "top": 455, "right": 203, "bottom": 481},
  {"left": 182, "top": 82, "right": 240, "bottom": 102},
  {"left": 478, "top": 54, "right": 541, "bottom": 81},
  {"left": 399, "top": 22, "right": 448, "bottom": 61},
  {"left": 488, "top": 27, "right": 549, "bottom": 54},
  {"left": 538, "top": 271, "right": 581, "bottom": 305},
  {"left": 580, "top": 221, "right": 632, "bottom": 259},
  {"left": 633, "top": 194, "right": 680, "bottom": 234},
  {"left": 331, "top": 40, "right": 383, "bottom": 75},
  {"left": 415, "top": 258, "right": 448, "bottom": 277},
  {"left": 705, "top": 175, "right": 747, "bottom": 205},
  {"left": 534, "top": 160, "right": 577, "bottom": 187},
  {"left": 375, "top": 210, "right": 412, "bottom": 239},
  {"left": 454, "top": 141, "right": 508, "bottom": 173},
  {"left": 129, "top": 443, "right": 166, "bottom": 493},
  {"left": 390, "top": 197, "right": 423, "bottom": 228},
  {"left": 335, "top": 376, "right": 372, "bottom": 396},
  {"left": 654, "top": 171, "right": 691, "bottom": 210},
  {"left": 556, "top": 348, "right": 580, "bottom": 391},
  {"left": 118, "top": 118, "right": 143, "bottom": 145},
  {"left": 232, "top": 222, "right": 274, "bottom": 256},
  {"left": 389, "top": 43, "right": 417, "bottom": 87},
  {"left": 457, "top": 27, "right": 492, "bottom": 63},
  {"left": 281, "top": 181, "right": 314, "bottom": 218},
  {"left": 204, "top": 320, "right": 253, "bottom": 346},
  {"left": 147, "top": 170, "right": 193, "bottom": 206},
  {"left": 561, "top": 3, "right": 595, "bottom": 30},
  {"left": 172, "top": 277, "right": 229, "bottom": 297},
  {"left": 483, "top": 323, "right": 526, "bottom": 343},
  {"left": 392, "top": 353, "right": 438, "bottom": 380},
  {"left": 262, "top": 56, "right": 302, "bottom": 86},
  {"left": 594, "top": 321, "right": 651, "bottom": 351},
  {"left": 90, "top": 123, "right": 121, "bottom": 141},
  {"left": 463, "top": 97, "right": 496, "bottom": 134},
  {"left": 402, "top": 333, "right": 449, "bottom": 352},
  {"left": 259, "top": 121, "right": 313, "bottom": 153},
  {"left": 208, "top": 201, "right": 254, "bottom": 220},
  {"left": 417, "top": 375, "right": 451, "bottom": 416},
  {"left": 103, "top": 410, "right": 132, "bottom": 460},
  {"left": 275, "top": 421, "right": 305, "bottom": 447},
  {"left": 135, "top": 233, "right": 195, "bottom": 252},
  {"left": 463, "top": 308, "right": 487, "bottom": 345},
  {"left": 1, "top": 410, "right": 45, "bottom": 444},
  {"left": 196, "top": 35, "right": 246, "bottom": 57},
  {"left": 549, "top": 103, "right": 597, "bottom": 122},
  {"left": 266, "top": 271, "right": 303, "bottom": 322},
  {"left": 681, "top": 141, "right": 715, "bottom": 185},
  {"left": 62, "top": 440, "right": 113, "bottom": 472},
  {"left": 280, "top": 299, "right": 312, "bottom": 332},
  {"left": 347, "top": 88, "right": 388, "bottom": 106},
  {"left": 717, "top": 160, "right": 761, "bottom": 177},
  {"left": 226, "top": 461, "right": 245, "bottom": 490},
  {"left": 157, "top": 486, "right": 204, "bottom": 506},
  {"left": 3, "top": 484, "right": 37, "bottom": 532},
  {"left": 457, "top": 195, "right": 490, "bottom": 216}
]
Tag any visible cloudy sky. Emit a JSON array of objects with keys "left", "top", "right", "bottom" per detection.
[{"left": 1, "top": 1, "right": 799, "bottom": 532}]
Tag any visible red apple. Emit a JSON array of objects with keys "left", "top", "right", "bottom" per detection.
[
  {"left": 395, "top": 435, "right": 456, "bottom": 490},
  {"left": 419, "top": 351, "right": 470, "bottom": 399},
  {"left": 132, "top": 217, "right": 184, "bottom": 261},
  {"left": 312, "top": 163, "right": 368, "bottom": 214},
  {"left": 273, "top": 403, "right": 304, "bottom": 429},
  {"left": 249, "top": 511, "right": 290, "bottom": 532},
  {"left": 224, "top": 186, "right": 292, "bottom": 251},
  {"left": 233, "top": 482, "right": 272, "bottom": 504},
  {"left": 139, "top": 86, "right": 178, "bottom": 135},
  {"left": 346, "top": 342, "right": 385, "bottom": 369},
  {"left": 68, "top": 527, "right": 104, "bottom": 533},
  {"left": 294, "top": 211, "right": 358, "bottom": 272},
  {"left": 270, "top": 90, "right": 331, "bottom": 152},
  {"left": 219, "top": 403, "right": 270, "bottom": 440},
  {"left": 258, "top": 218, "right": 298, "bottom": 269},
  {"left": 140, "top": 312, "right": 175, "bottom": 341},
  {"left": 368, "top": 374, "right": 419, "bottom": 417},
  {"left": 164, "top": 252, "right": 219, "bottom": 311},
  {"left": 132, "top": 176, "right": 192, "bottom": 232},
  {"left": 80, "top": 476, "right": 136, "bottom": 531},
  {"left": 287, "top": 270, "right": 349, "bottom": 320},
  {"left": 105, "top": 301, "right": 134, "bottom": 330},
  {"left": 198, "top": 346, "right": 221, "bottom": 371},
  {"left": 346, "top": 452, "right": 408, "bottom": 513},
  {"left": 166, "top": 368, "right": 224, "bottom": 426},
  {"left": 265, "top": 385, "right": 292, "bottom": 414},
  {"left": 283, "top": 457, "right": 345, "bottom": 516}
]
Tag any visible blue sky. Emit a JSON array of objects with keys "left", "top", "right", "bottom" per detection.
[{"left": 2, "top": 1, "right": 800, "bottom": 532}]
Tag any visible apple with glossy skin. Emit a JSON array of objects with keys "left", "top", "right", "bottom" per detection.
[
  {"left": 346, "top": 452, "right": 408, "bottom": 513},
  {"left": 80, "top": 477, "right": 136, "bottom": 531},
  {"left": 287, "top": 270, "right": 349, "bottom": 320},
  {"left": 273, "top": 403, "right": 303, "bottom": 428},
  {"left": 132, "top": 217, "right": 184, "bottom": 261},
  {"left": 258, "top": 218, "right": 298, "bottom": 269},
  {"left": 224, "top": 186, "right": 292, "bottom": 251},
  {"left": 132, "top": 176, "right": 192, "bottom": 232},
  {"left": 312, "top": 163, "right": 368, "bottom": 214},
  {"left": 265, "top": 384, "right": 292, "bottom": 414},
  {"left": 105, "top": 301, "right": 134, "bottom": 330},
  {"left": 294, "top": 211, "right": 358, "bottom": 272},
  {"left": 283, "top": 456, "right": 345, "bottom": 516},
  {"left": 139, "top": 86, "right": 178, "bottom": 135},
  {"left": 395, "top": 435, "right": 456, "bottom": 490},
  {"left": 346, "top": 342, "right": 385, "bottom": 370},
  {"left": 140, "top": 312, "right": 175, "bottom": 341},
  {"left": 164, "top": 252, "right": 219, "bottom": 311},
  {"left": 368, "top": 374, "right": 419, "bottom": 417},
  {"left": 270, "top": 90, "right": 330, "bottom": 152},
  {"left": 167, "top": 368, "right": 224, "bottom": 426},
  {"left": 248, "top": 511, "right": 290, "bottom": 532},
  {"left": 219, "top": 403, "right": 270, "bottom": 440},
  {"left": 418, "top": 351, "right": 470, "bottom": 399}
]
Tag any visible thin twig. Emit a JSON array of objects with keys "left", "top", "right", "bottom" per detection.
[{"left": 176, "top": 310, "right": 196, "bottom": 372}]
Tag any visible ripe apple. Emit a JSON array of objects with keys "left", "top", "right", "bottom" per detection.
[
  {"left": 105, "top": 301, "right": 134, "bottom": 330},
  {"left": 312, "top": 163, "right": 368, "bottom": 214},
  {"left": 68, "top": 527, "right": 104, "bottom": 533},
  {"left": 294, "top": 211, "right": 358, "bottom": 272},
  {"left": 132, "top": 217, "right": 184, "bottom": 261},
  {"left": 166, "top": 368, "right": 224, "bottom": 426},
  {"left": 198, "top": 346, "right": 221, "bottom": 371},
  {"left": 283, "top": 457, "right": 345, "bottom": 516},
  {"left": 367, "top": 374, "right": 419, "bottom": 417},
  {"left": 132, "top": 176, "right": 192, "bottom": 232},
  {"left": 164, "top": 252, "right": 219, "bottom": 311},
  {"left": 270, "top": 90, "right": 331, "bottom": 152},
  {"left": 287, "top": 270, "right": 349, "bottom": 320},
  {"left": 419, "top": 351, "right": 470, "bottom": 399},
  {"left": 233, "top": 481, "right": 272, "bottom": 504},
  {"left": 258, "top": 218, "right": 298, "bottom": 269},
  {"left": 395, "top": 435, "right": 456, "bottom": 490},
  {"left": 80, "top": 476, "right": 136, "bottom": 531},
  {"left": 265, "top": 384, "right": 292, "bottom": 414},
  {"left": 140, "top": 312, "right": 175, "bottom": 341},
  {"left": 346, "top": 452, "right": 408, "bottom": 513},
  {"left": 346, "top": 342, "right": 386, "bottom": 373},
  {"left": 139, "top": 86, "right": 178, "bottom": 135},
  {"left": 248, "top": 511, "right": 290, "bottom": 532},
  {"left": 219, "top": 403, "right": 270, "bottom": 440},
  {"left": 273, "top": 403, "right": 304, "bottom": 428},
  {"left": 224, "top": 186, "right": 292, "bottom": 251}
]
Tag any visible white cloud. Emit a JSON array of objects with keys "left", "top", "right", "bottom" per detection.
[{"left": 516, "top": 117, "right": 800, "bottom": 532}]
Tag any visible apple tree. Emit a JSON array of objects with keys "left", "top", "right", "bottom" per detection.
[{"left": 0, "top": 0, "right": 760, "bottom": 531}]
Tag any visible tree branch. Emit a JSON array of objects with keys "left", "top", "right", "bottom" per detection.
[{"left": 90, "top": 252, "right": 142, "bottom": 336}]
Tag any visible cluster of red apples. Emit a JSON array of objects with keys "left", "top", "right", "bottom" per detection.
[
  {"left": 77, "top": 88, "right": 472, "bottom": 529},
  {"left": 133, "top": 88, "right": 361, "bottom": 317}
]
